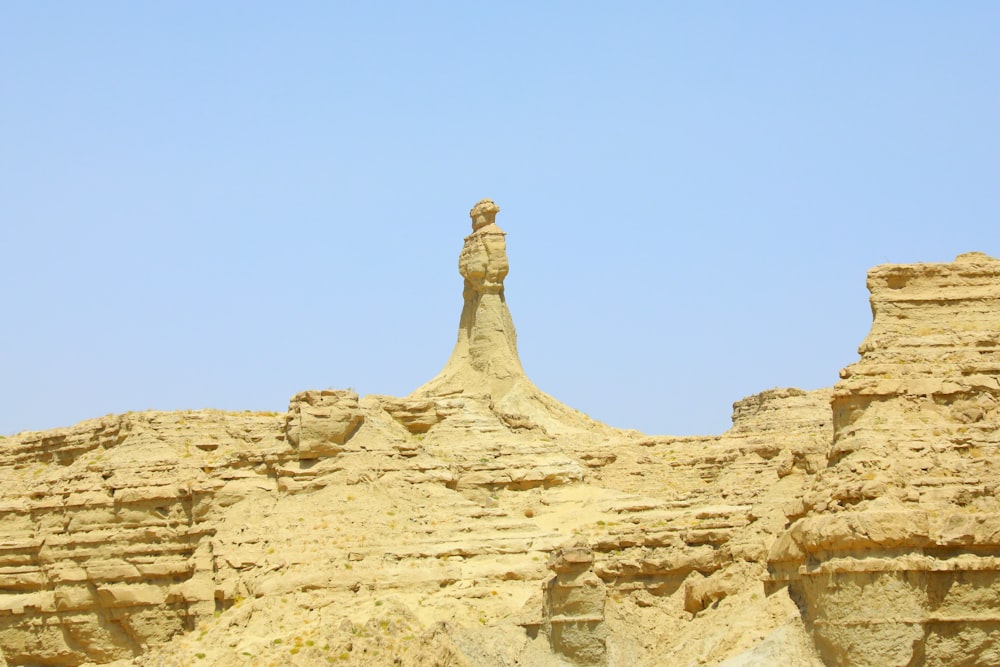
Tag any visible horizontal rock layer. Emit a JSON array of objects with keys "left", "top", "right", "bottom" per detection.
[
  {"left": 770, "top": 252, "right": 1000, "bottom": 667},
  {"left": 0, "top": 383, "right": 834, "bottom": 666},
  {"left": 2, "top": 251, "right": 997, "bottom": 667}
]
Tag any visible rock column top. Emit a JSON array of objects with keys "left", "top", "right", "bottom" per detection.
[
  {"left": 470, "top": 198, "right": 500, "bottom": 230},
  {"left": 460, "top": 198, "right": 509, "bottom": 295}
]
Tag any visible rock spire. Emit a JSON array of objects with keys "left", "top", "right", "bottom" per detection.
[
  {"left": 413, "top": 199, "right": 524, "bottom": 397},
  {"left": 411, "top": 199, "right": 603, "bottom": 434}
]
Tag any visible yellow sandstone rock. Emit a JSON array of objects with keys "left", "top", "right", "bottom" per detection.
[{"left": 0, "top": 202, "right": 997, "bottom": 667}]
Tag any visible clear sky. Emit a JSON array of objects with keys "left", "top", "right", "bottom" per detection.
[{"left": 1, "top": 3, "right": 997, "bottom": 437}]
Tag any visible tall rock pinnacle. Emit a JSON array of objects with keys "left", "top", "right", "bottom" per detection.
[
  {"left": 413, "top": 199, "right": 526, "bottom": 398},
  {"left": 411, "top": 199, "right": 606, "bottom": 435}
]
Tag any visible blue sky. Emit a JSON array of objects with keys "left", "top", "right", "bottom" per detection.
[{"left": 2, "top": 3, "right": 997, "bottom": 436}]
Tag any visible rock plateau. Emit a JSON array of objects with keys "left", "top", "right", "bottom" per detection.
[{"left": 1, "top": 202, "right": 998, "bottom": 667}]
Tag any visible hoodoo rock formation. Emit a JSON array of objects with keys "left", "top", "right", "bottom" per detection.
[
  {"left": 0, "top": 201, "right": 997, "bottom": 667},
  {"left": 410, "top": 199, "right": 608, "bottom": 438},
  {"left": 414, "top": 198, "right": 524, "bottom": 398}
]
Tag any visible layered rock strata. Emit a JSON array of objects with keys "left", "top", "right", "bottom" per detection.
[
  {"left": 769, "top": 252, "right": 1000, "bottom": 666},
  {"left": 0, "top": 378, "right": 837, "bottom": 666},
  {"left": 0, "top": 411, "right": 281, "bottom": 666},
  {"left": 542, "top": 543, "right": 608, "bottom": 665},
  {"left": 2, "top": 199, "right": 998, "bottom": 667}
]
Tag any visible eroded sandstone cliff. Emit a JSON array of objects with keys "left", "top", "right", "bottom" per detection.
[
  {"left": 0, "top": 202, "right": 996, "bottom": 667},
  {"left": 768, "top": 251, "right": 1000, "bottom": 667}
]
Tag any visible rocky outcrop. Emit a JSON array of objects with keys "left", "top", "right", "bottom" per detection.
[
  {"left": 2, "top": 198, "right": 998, "bottom": 667},
  {"left": 411, "top": 199, "right": 611, "bottom": 437},
  {"left": 769, "top": 252, "right": 1000, "bottom": 666},
  {"left": 542, "top": 543, "right": 608, "bottom": 665},
  {"left": 285, "top": 389, "right": 364, "bottom": 458},
  {"left": 0, "top": 410, "right": 284, "bottom": 665},
  {"left": 378, "top": 396, "right": 459, "bottom": 435},
  {"left": 0, "top": 389, "right": 825, "bottom": 666},
  {"left": 413, "top": 199, "right": 522, "bottom": 398}
]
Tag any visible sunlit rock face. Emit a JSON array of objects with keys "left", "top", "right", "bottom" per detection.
[
  {"left": 769, "top": 252, "right": 1000, "bottom": 667},
  {"left": 411, "top": 198, "right": 610, "bottom": 437},
  {"left": 421, "top": 198, "right": 523, "bottom": 395},
  {"left": 1, "top": 198, "right": 999, "bottom": 667}
]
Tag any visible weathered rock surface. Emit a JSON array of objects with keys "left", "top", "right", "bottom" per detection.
[
  {"left": 285, "top": 389, "right": 364, "bottom": 458},
  {"left": 411, "top": 199, "right": 610, "bottom": 438},
  {"left": 1, "top": 201, "right": 997, "bottom": 667},
  {"left": 769, "top": 251, "right": 1000, "bottom": 667}
]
